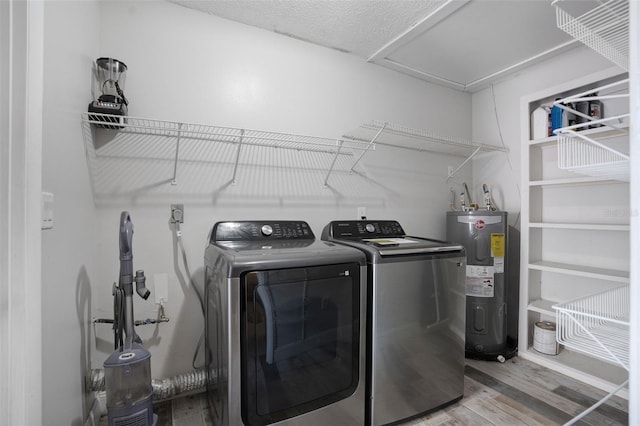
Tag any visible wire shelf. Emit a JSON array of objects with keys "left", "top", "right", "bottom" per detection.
[
  {"left": 557, "top": 131, "right": 629, "bottom": 181},
  {"left": 84, "top": 112, "right": 371, "bottom": 153},
  {"left": 553, "top": 0, "right": 629, "bottom": 71},
  {"left": 553, "top": 285, "right": 629, "bottom": 370},
  {"left": 343, "top": 120, "right": 506, "bottom": 156},
  {"left": 81, "top": 113, "right": 379, "bottom": 204},
  {"left": 342, "top": 120, "right": 506, "bottom": 179},
  {"left": 553, "top": 78, "right": 629, "bottom": 181}
]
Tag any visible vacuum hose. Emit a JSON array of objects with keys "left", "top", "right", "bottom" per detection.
[
  {"left": 119, "top": 212, "right": 136, "bottom": 348},
  {"left": 135, "top": 270, "right": 150, "bottom": 300}
]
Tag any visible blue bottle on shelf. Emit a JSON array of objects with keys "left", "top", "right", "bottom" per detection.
[{"left": 551, "top": 98, "right": 563, "bottom": 136}]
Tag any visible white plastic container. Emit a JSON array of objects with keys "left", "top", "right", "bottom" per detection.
[
  {"left": 533, "top": 321, "right": 559, "bottom": 355},
  {"left": 531, "top": 106, "right": 549, "bottom": 140}
]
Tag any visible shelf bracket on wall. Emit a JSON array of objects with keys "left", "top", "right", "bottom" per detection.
[
  {"left": 323, "top": 140, "right": 344, "bottom": 188},
  {"left": 349, "top": 122, "right": 386, "bottom": 173},
  {"left": 171, "top": 123, "right": 183, "bottom": 185},
  {"left": 446, "top": 145, "right": 482, "bottom": 181},
  {"left": 231, "top": 129, "right": 245, "bottom": 185}
]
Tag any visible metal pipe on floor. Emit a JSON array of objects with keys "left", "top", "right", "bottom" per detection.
[{"left": 87, "top": 368, "right": 209, "bottom": 401}]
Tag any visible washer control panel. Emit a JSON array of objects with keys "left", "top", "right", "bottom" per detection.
[
  {"left": 327, "top": 220, "right": 405, "bottom": 239},
  {"left": 211, "top": 221, "right": 314, "bottom": 242}
]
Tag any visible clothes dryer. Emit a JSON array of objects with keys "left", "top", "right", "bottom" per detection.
[
  {"left": 204, "top": 221, "right": 366, "bottom": 425},
  {"left": 322, "top": 220, "right": 466, "bottom": 425}
]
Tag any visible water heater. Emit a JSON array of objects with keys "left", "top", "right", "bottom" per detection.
[{"left": 446, "top": 210, "right": 513, "bottom": 361}]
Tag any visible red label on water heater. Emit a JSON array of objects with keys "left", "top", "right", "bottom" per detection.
[{"left": 475, "top": 219, "right": 486, "bottom": 230}]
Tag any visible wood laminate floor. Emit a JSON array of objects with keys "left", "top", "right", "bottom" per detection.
[{"left": 143, "top": 356, "right": 629, "bottom": 425}]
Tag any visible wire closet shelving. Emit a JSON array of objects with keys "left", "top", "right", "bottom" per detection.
[
  {"left": 81, "top": 112, "right": 378, "bottom": 203},
  {"left": 82, "top": 113, "right": 507, "bottom": 204},
  {"left": 342, "top": 120, "right": 507, "bottom": 180},
  {"left": 553, "top": 0, "right": 629, "bottom": 71},
  {"left": 552, "top": 78, "right": 629, "bottom": 181},
  {"left": 553, "top": 285, "right": 630, "bottom": 424},
  {"left": 550, "top": 1, "right": 630, "bottom": 424}
]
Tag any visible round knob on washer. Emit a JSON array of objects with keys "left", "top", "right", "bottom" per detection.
[
  {"left": 261, "top": 225, "right": 273, "bottom": 236},
  {"left": 365, "top": 224, "right": 375, "bottom": 233}
]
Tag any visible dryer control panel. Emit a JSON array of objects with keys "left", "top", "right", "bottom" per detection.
[
  {"left": 325, "top": 220, "right": 405, "bottom": 239},
  {"left": 210, "top": 221, "right": 314, "bottom": 242}
]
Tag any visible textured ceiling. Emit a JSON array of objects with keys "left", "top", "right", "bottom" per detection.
[
  {"left": 169, "top": 0, "right": 587, "bottom": 92},
  {"left": 170, "top": 0, "right": 445, "bottom": 56}
]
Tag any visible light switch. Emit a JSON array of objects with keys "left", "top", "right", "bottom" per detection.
[{"left": 41, "top": 192, "right": 54, "bottom": 230}]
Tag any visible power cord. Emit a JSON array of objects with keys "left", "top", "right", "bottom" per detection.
[
  {"left": 171, "top": 212, "right": 205, "bottom": 370},
  {"left": 112, "top": 283, "right": 125, "bottom": 350},
  {"left": 490, "top": 83, "right": 521, "bottom": 228}
]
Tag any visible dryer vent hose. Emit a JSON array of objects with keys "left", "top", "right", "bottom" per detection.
[{"left": 87, "top": 368, "right": 209, "bottom": 401}]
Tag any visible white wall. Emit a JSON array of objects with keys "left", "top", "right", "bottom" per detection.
[
  {"left": 41, "top": 1, "right": 100, "bottom": 425},
  {"left": 88, "top": 0, "right": 474, "bottom": 379},
  {"left": 38, "top": 0, "right": 632, "bottom": 422},
  {"left": 471, "top": 45, "right": 618, "bottom": 229},
  {"left": 1, "top": 1, "right": 44, "bottom": 425}
]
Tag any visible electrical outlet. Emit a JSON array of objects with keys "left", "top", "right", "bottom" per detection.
[
  {"left": 170, "top": 204, "right": 184, "bottom": 223},
  {"left": 154, "top": 273, "right": 168, "bottom": 305},
  {"left": 357, "top": 207, "right": 366, "bottom": 220}
]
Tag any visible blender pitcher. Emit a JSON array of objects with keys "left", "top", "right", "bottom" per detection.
[{"left": 88, "top": 57, "right": 129, "bottom": 127}]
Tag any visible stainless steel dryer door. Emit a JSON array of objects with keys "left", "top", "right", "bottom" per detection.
[
  {"left": 241, "top": 262, "right": 361, "bottom": 425},
  {"left": 368, "top": 252, "right": 465, "bottom": 425}
]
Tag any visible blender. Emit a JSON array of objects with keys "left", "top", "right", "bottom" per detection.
[{"left": 88, "top": 57, "right": 129, "bottom": 127}]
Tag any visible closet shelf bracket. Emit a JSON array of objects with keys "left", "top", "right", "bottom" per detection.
[
  {"left": 171, "top": 123, "right": 182, "bottom": 185},
  {"left": 349, "top": 122, "right": 386, "bottom": 173},
  {"left": 323, "top": 140, "right": 344, "bottom": 188},
  {"left": 446, "top": 145, "right": 482, "bottom": 181},
  {"left": 231, "top": 129, "right": 244, "bottom": 185}
]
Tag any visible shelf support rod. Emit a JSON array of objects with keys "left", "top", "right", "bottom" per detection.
[
  {"left": 563, "top": 379, "right": 629, "bottom": 426},
  {"left": 324, "top": 140, "right": 344, "bottom": 188},
  {"left": 231, "top": 129, "right": 244, "bottom": 185},
  {"left": 446, "top": 145, "right": 482, "bottom": 181},
  {"left": 171, "top": 123, "right": 183, "bottom": 185},
  {"left": 350, "top": 122, "right": 386, "bottom": 172}
]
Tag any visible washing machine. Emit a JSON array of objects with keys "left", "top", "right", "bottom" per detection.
[
  {"left": 322, "top": 220, "right": 466, "bottom": 425},
  {"left": 204, "top": 221, "right": 367, "bottom": 426}
]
